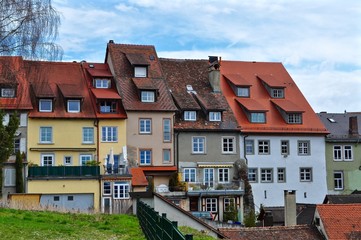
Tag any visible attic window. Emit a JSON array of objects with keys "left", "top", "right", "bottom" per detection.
[
  {"left": 288, "top": 113, "right": 302, "bottom": 124},
  {"left": 95, "top": 79, "right": 110, "bottom": 88},
  {"left": 134, "top": 66, "right": 147, "bottom": 77},
  {"left": 327, "top": 118, "right": 336, "bottom": 123},
  {"left": 39, "top": 99, "right": 52, "bottom": 112},
  {"left": 271, "top": 88, "right": 284, "bottom": 98},
  {"left": 141, "top": 91, "right": 155, "bottom": 102},
  {"left": 250, "top": 112, "right": 266, "bottom": 123},
  {"left": 184, "top": 111, "right": 196, "bottom": 121},
  {"left": 237, "top": 87, "right": 250, "bottom": 97},
  {"left": 209, "top": 112, "right": 221, "bottom": 121},
  {"left": 100, "top": 100, "right": 117, "bottom": 113},
  {"left": 1, "top": 88, "right": 15, "bottom": 98},
  {"left": 67, "top": 100, "right": 80, "bottom": 113}
]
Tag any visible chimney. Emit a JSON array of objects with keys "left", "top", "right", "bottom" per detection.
[
  {"left": 208, "top": 56, "right": 221, "bottom": 92},
  {"left": 349, "top": 116, "right": 359, "bottom": 136},
  {"left": 284, "top": 190, "right": 297, "bottom": 226}
]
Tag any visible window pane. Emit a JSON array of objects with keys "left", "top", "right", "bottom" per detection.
[
  {"left": 39, "top": 99, "right": 52, "bottom": 112},
  {"left": 135, "top": 66, "right": 147, "bottom": 77},
  {"left": 163, "top": 119, "right": 171, "bottom": 142},
  {"left": 251, "top": 113, "right": 265, "bottom": 123},
  {"left": 163, "top": 149, "right": 171, "bottom": 163},
  {"left": 237, "top": 87, "right": 249, "bottom": 97},
  {"left": 68, "top": 100, "right": 80, "bottom": 112},
  {"left": 141, "top": 91, "right": 155, "bottom": 102},
  {"left": 209, "top": 112, "right": 221, "bottom": 121}
]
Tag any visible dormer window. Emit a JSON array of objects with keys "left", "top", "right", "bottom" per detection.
[
  {"left": 287, "top": 113, "right": 302, "bottom": 124},
  {"left": 184, "top": 111, "right": 196, "bottom": 121},
  {"left": 100, "top": 100, "right": 117, "bottom": 113},
  {"left": 1, "top": 88, "right": 15, "bottom": 98},
  {"left": 39, "top": 99, "right": 52, "bottom": 112},
  {"left": 67, "top": 100, "right": 80, "bottom": 113},
  {"left": 134, "top": 66, "right": 147, "bottom": 77},
  {"left": 237, "top": 87, "right": 250, "bottom": 97},
  {"left": 141, "top": 91, "right": 155, "bottom": 102},
  {"left": 95, "top": 79, "right": 110, "bottom": 88},
  {"left": 209, "top": 112, "right": 221, "bottom": 121},
  {"left": 250, "top": 112, "right": 266, "bottom": 123},
  {"left": 271, "top": 88, "right": 284, "bottom": 98}
]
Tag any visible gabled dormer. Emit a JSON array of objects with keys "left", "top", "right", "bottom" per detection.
[
  {"left": 0, "top": 85, "right": 17, "bottom": 98},
  {"left": 224, "top": 74, "right": 252, "bottom": 98},
  {"left": 126, "top": 53, "right": 150, "bottom": 78},
  {"left": 236, "top": 98, "right": 268, "bottom": 123},
  {"left": 272, "top": 100, "right": 304, "bottom": 124},
  {"left": 132, "top": 78, "right": 158, "bottom": 103},
  {"left": 257, "top": 74, "right": 285, "bottom": 99},
  {"left": 31, "top": 83, "right": 56, "bottom": 112}
]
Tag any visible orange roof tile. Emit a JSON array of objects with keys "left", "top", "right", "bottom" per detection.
[
  {"left": 91, "top": 88, "right": 121, "bottom": 99},
  {"left": 221, "top": 61, "right": 328, "bottom": 134},
  {"left": 271, "top": 99, "right": 304, "bottom": 112},
  {"left": 316, "top": 204, "right": 361, "bottom": 239},
  {"left": 86, "top": 68, "right": 113, "bottom": 77},
  {"left": 235, "top": 98, "right": 268, "bottom": 112},
  {"left": 58, "top": 84, "right": 84, "bottom": 98},
  {"left": 224, "top": 73, "right": 252, "bottom": 86},
  {"left": 129, "top": 168, "right": 148, "bottom": 186},
  {"left": 139, "top": 166, "right": 177, "bottom": 172}
]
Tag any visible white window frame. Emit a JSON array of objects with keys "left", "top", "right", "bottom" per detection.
[
  {"left": 80, "top": 154, "right": 92, "bottom": 166},
  {"left": 334, "top": 171, "right": 344, "bottom": 190},
  {"left": 250, "top": 112, "right": 265, "bottom": 123},
  {"left": 95, "top": 79, "right": 110, "bottom": 88},
  {"left": 1, "top": 88, "right": 15, "bottom": 98},
  {"left": 209, "top": 112, "right": 221, "bottom": 121},
  {"left": 205, "top": 198, "right": 217, "bottom": 212},
  {"left": 224, "top": 198, "right": 235, "bottom": 212},
  {"left": 40, "top": 126, "right": 52, "bottom": 143},
  {"left": 163, "top": 118, "right": 171, "bottom": 142},
  {"left": 300, "top": 168, "right": 312, "bottom": 182},
  {"left": 333, "top": 145, "right": 353, "bottom": 161},
  {"left": 163, "top": 149, "right": 171, "bottom": 163},
  {"left": 298, "top": 141, "right": 310, "bottom": 155},
  {"left": 204, "top": 168, "right": 214, "bottom": 188},
  {"left": 101, "top": 126, "right": 118, "bottom": 142},
  {"left": 41, "top": 153, "right": 55, "bottom": 166},
  {"left": 245, "top": 140, "right": 254, "bottom": 155},
  {"left": 218, "top": 168, "right": 229, "bottom": 183},
  {"left": 258, "top": 140, "right": 270, "bottom": 154},
  {"left": 63, "top": 156, "right": 72, "bottom": 165},
  {"left": 113, "top": 182, "right": 130, "bottom": 199},
  {"left": 141, "top": 91, "right": 155, "bottom": 102},
  {"left": 140, "top": 149, "right": 152, "bottom": 165},
  {"left": 39, "top": 99, "right": 52, "bottom": 112},
  {"left": 333, "top": 145, "right": 342, "bottom": 160},
  {"left": 248, "top": 168, "right": 258, "bottom": 182},
  {"left": 184, "top": 111, "right": 196, "bottom": 121},
  {"left": 222, "top": 137, "right": 235, "bottom": 154},
  {"left": 67, "top": 100, "right": 80, "bottom": 113},
  {"left": 134, "top": 66, "right": 147, "bottom": 77},
  {"left": 192, "top": 136, "right": 205, "bottom": 154},
  {"left": 139, "top": 119, "right": 152, "bottom": 134},
  {"left": 103, "top": 181, "right": 112, "bottom": 195},
  {"left": 237, "top": 87, "right": 250, "bottom": 97},
  {"left": 184, "top": 168, "right": 196, "bottom": 183},
  {"left": 277, "top": 168, "right": 286, "bottom": 183},
  {"left": 344, "top": 145, "right": 353, "bottom": 161},
  {"left": 281, "top": 140, "right": 289, "bottom": 155},
  {"left": 261, "top": 168, "right": 273, "bottom": 183},
  {"left": 82, "top": 127, "right": 94, "bottom": 144},
  {"left": 4, "top": 168, "right": 16, "bottom": 186},
  {"left": 288, "top": 113, "right": 302, "bottom": 124}
]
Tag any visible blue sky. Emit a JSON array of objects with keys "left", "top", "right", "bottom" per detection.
[{"left": 53, "top": 0, "right": 361, "bottom": 113}]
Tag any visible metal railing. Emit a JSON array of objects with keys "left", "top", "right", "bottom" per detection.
[
  {"left": 137, "top": 200, "right": 193, "bottom": 240},
  {"left": 28, "top": 166, "right": 100, "bottom": 178}
]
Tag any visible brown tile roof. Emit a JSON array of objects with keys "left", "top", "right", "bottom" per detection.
[
  {"left": 323, "top": 194, "right": 361, "bottom": 204},
  {"left": 132, "top": 77, "right": 158, "bottom": 90},
  {"left": 106, "top": 43, "right": 177, "bottom": 112},
  {"left": 221, "top": 61, "right": 329, "bottom": 134},
  {"left": 86, "top": 68, "right": 113, "bottom": 78},
  {"left": 90, "top": 88, "right": 121, "bottom": 99},
  {"left": 160, "top": 58, "right": 239, "bottom": 131},
  {"left": 25, "top": 61, "right": 96, "bottom": 119},
  {"left": 220, "top": 225, "right": 323, "bottom": 240},
  {"left": 316, "top": 204, "right": 361, "bottom": 239},
  {"left": 129, "top": 168, "right": 148, "bottom": 187},
  {"left": 0, "top": 57, "right": 32, "bottom": 110}
]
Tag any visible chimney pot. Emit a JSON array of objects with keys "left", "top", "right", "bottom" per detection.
[{"left": 349, "top": 116, "right": 359, "bottom": 136}]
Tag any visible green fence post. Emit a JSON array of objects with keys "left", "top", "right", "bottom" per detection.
[{"left": 185, "top": 234, "right": 193, "bottom": 240}]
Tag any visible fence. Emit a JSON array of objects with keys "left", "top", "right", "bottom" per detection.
[{"left": 137, "top": 200, "right": 193, "bottom": 240}]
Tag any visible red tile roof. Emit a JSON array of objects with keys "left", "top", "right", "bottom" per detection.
[
  {"left": 139, "top": 166, "right": 177, "bottom": 172},
  {"left": 235, "top": 98, "right": 268, "bottom": 112},
  {"left": 129, "top": 168, "right": 148, "bottom": 187},
  {"left": 160, "top": 58, "right": 239, "bottom": 131},
  {"left": 316, "top": 204, "right": 361, "bottom": 239},
  {"left": 224, "top": 73, "right": 252, "bottom": 86},
  {"left": 25, "top": 61, "right": 96, "bottom": 119},
  {"left": 106, "top": 43, "right": 177, "bottom": 112},
  {"left": 90, "top": 88, "right": 121, "bottom": 99},
  {"left": 221, "top": 61, "right": 328, "bottom": 134},
  {"left": 86, "top": 68, "right": 113, "bottom": 78},
  {"left": 0, "top": 57, "right": 32, "bottom": 110}
]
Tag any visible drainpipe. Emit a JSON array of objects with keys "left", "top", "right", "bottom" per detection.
[{"left": 243, "top": 135, "right": 249, "bottom": 165}]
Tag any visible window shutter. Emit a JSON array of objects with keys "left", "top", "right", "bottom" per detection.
[
  {"left": 2, "top": 113, "right": 9, "bottom": 126},
  {"left": 20, "top": 138, "right": 26, "bottom": 153},
  {"left": 5, "top": 169, "right": 16, "bottom": 186}
]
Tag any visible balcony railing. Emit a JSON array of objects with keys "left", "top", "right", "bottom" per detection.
[{"left": 28, "top": 166, "right": 100, "bottom": 178}]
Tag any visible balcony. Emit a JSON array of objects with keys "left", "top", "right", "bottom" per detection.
[{"left": 28, "top": 166, "right": 100, "bottom": 179}]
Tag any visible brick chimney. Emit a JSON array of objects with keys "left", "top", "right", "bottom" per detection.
[
  {"left": 349, "top": 116, "right": 359, "bottom": 136},
  {"left": 208, "top": 56, "right": 221, "bottom": 92},
  {"left": 284, "top": 190, "right": 297, "bottom": 226}
]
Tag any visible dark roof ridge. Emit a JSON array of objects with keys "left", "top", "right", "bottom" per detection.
[
  {"left": 159, "top": 57, "right": 208, "bottom": 62},
  {"left": 108, "top": 43, "right": 155, "bottom": 48}
]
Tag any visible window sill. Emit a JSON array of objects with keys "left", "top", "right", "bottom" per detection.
[{"left": 38, "top": 142, "right": 54, "bottom": 145}]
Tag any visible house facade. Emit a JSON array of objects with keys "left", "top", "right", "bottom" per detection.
[
  {"left": 0, "top": 56, "right": 32, "bottom": 199},
  {"left": 161, "top": 58, "right": 243, "bottom": 222},
  {"left": 318, "top": 112, "right": 361, "bottom": 194},
  {"left": 220, "top": 60, "right": 329, "bottom": 208}
]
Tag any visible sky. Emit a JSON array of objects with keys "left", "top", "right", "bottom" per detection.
[{"left": 53, "top": 0, "right": 361, "bottom": 113}]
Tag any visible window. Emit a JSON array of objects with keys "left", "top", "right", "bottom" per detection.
[
  {"left": 40, "top": 127, "right": 52, "bottom": 143},
  {"left": 261, "top": 169, "right": 273, "bottom": 183},
  {"left": 184, "top": 111, "right": 196, "bottom": 121},
  {"left": 333, "top": 145, "right": 353, "bottom": 161},
  {"left": 139, "top": 119, "right": 151, "bottom": 134},
  {"left": 224, "top": 198, "right": 235, "bottom": 212},
  {"left": 277, "top": 168, "right": 286, "bottom": 183},
  {"left": 205, "top": 198, "right": 217, "bottom": 212},
  {"left": 245, "top": 140, "right": 254, "bottom": 155},
  {"left": 39, "top": 99, "right": 52, "bottom": 112},
  {"left": 258, "top": 140, "right": 270, "bottom": 154},
  {"left": 141, "top": 91, "right": 155, "bottom": 102},
  {"left": 271, "top": 88, "right": 284, "bottom": 98},
  {"left": 64, "top": 156, "right": 72, "bottom": 165},
  {"left": 100, "top": 101, "right": 117, "bottom": 113},
  {"left": 204, "top": 168, "right": 214, "bottom": 188},
  {"left": 67, "top": 196, "right": 74, "bottom": 201},
  {"left": 209, "top": 112, "right": 221, "bottom": 121},
  {"left": 237, "top": 87, "right": 250, "bottom": 97},
  {"left": 113, "top": 182, "right": 130, "bottom": 199},
  {"left": 41, "top": 154, "right": 54, "bottom": 166},
  {"left": 333, "top": 146, "right": 342, "bottom": 160},
  {"left": 95, "top": 79, "right": 110, "bottom": 88},
  {"left": 163, "top": 118, "right": 171, "bottom": 142},
  {"left": 288, "top": 113, "right": 302, "bottom": 124},
  {"left": 14, "top": 139, "right": 20, "bottom": 154},
  {"left": 222, "top": 137, "right": 235, "bottom": 154},
  {"left": 163, "top": 149, "right": 171, "bottom": 163},
  {"left": 250, "top": 112, "right": 265, "bottom": 123},
  {"left": 103, "top": 182, "right": 111, "bottom": 195},
  {"left": 192, "top": 137, "right": 205, "bottom": 154},
  {"left": 298, "top": 141, "right": 310, "bottom": 155},
  {"left": 101, "top": 126, "right": 117, "bottom": 142},
  {"left": 281, "top": 140, "right": 289, "bottom": 155},
  {"left": 134, "top": 66, "right": 147, "bottom": 77},
  {"left": 54, "top": 196, "right": 60, "bottom": 201},
  {"left": 248, "top": 168, "right": 258, "bottom": 182},
  {"left": 67, "top": 100, "right": 80, "bottom": 113},
  {"left": 218, "top": 168, "right": 229, "bottom": 183},
  {"left": 140, "top": 149, "right": 152, "bottom": 165},
  {"left": 80, "top": 154, "right": 92, "bottom": 165},
  {"left": 4, "top": 169, "right": 15, "bottom": 186},
  {"left": 82, "top": 127, "right": 94, "bottom": 144},
  {"left": 334, "top": 171, "right": 344, "bottom": 190},
  {"left": 344, "top": 146, "right": 353, "bottom": 160},
  {"left": 184, "top": 168, "right": 196, "bottom": 182},
  {"left": 300, "top": 168, "right": 312, "bottom": 182},
  {"left": 1, "top": 88, "right": 15, "bottom": 98}
]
